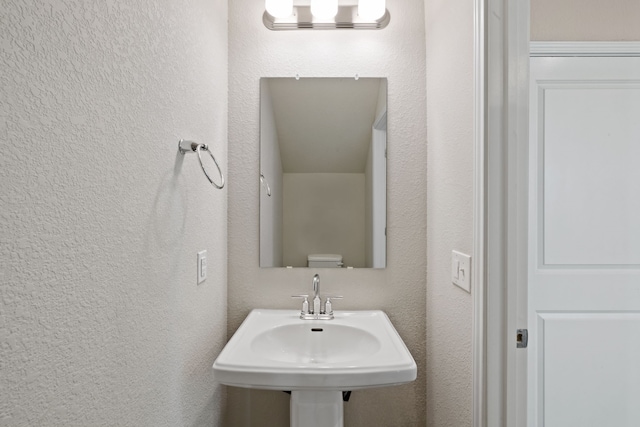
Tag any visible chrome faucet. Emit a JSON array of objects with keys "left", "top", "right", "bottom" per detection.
[
  {"left": 313, "top": 274, "right": 320, "bottom": 299},
  {"left": 292, "top": 274, "right": 342, "bottom": 320}
]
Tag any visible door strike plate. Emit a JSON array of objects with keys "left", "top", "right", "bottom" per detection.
[{"left": 516, "top": 329, "right": 528, "bottom": 348}]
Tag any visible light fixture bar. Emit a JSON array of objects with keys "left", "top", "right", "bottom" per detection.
[{"left": 263, "top": 5, "right": 390, "bottom": 30}]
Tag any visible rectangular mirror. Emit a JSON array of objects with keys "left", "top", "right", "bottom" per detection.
[{"left": 260, "top": 77, "right": 387, "bottom": 268}]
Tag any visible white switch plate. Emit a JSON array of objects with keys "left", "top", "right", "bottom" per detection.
[
  {"left": 197, "top": 250, "right": 207, "bottom": 284},
  {"left": 451, "top": 250, "right": 471, "bottom": 293}
]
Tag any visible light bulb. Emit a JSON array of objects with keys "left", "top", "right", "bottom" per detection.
[
  {"left": 358, "top": 0, "right": 386, "bottom": 20},
  {"left": 265, "top": 0, "right": 293, "bottom": 18},
  {"left": 311, "top": 0, "right": 338, "bottom": 19}
]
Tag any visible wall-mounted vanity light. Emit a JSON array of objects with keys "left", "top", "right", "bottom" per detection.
[{"left": 263, "top": 0, "right": 389, "bottom": 30}]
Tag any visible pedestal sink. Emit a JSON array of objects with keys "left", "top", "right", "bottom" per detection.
[{"left": 213, "top": 309, "right": 417, "bottom": 427}]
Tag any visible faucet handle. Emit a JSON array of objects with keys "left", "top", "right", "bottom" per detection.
[
  {"left": 291, "top": 295, "right": 310, "bottom": 314},
  {"left": 323, "top": 296, "right": 343, "bottom": 315}
]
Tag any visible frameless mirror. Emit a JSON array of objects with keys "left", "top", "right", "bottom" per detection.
[{"left": 260, "top": 77, "right": 387, "bottom": 268}]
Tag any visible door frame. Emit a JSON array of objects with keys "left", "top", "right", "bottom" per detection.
[
  {"left": 476, "top": 2, "right": 640, "bottom": 425},
  {"left": 474, "top": 0, "right": 530, "bottom": 426},
  {"left": 370, "top": 109, "right": 387, "bottom": 268}
]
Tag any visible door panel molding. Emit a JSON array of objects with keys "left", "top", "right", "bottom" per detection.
[
  {"left": 532, "top": 79, "right": 640, "bottom": 268},
  {"left": 536, "top": 311, "right": 640, "bottom": 426},
  {"left": 530, "top": 41, "right": 640, "bottom": 57}
]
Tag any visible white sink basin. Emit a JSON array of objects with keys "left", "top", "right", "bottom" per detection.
[
  {"left": 252, "top": 323, "right": 381, "bottom": 364},
  {"left": 212, "top": 309, "right": 416, "bottom": 391}
]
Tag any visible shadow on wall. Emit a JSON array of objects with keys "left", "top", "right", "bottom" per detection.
[{"left": 144, "top": 150, "right": 187, "bottom": 253}]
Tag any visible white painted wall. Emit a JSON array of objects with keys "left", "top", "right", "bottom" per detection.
[
  {"left": 228, "top": 0, "right": 427, "bottom": 425},
  {"left": 0, "top": 1, "right": 228, "bottom": 425},
  {"left": 425, "top": 0, "right": 475, "bottom": 426},
  {"left": 531, "top": 0, "right": 640, "bottom": 41},
  {"left": 283, "top": 173, "right": 365, "bottom": 268}
]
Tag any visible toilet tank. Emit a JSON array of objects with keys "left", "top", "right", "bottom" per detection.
[{"left": 307, "top": 254, "right": 344, "bottom": 268}]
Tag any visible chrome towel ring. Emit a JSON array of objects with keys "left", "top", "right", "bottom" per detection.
[{"left": 178, "top": 139, "right": 225, "bottom": 189}]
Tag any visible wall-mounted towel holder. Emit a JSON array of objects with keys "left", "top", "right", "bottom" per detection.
[{"left": 178, "top": 139, "right": 224, "bottom": 189}]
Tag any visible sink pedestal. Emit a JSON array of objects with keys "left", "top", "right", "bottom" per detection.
[{"left": 290, "top": 391, "right": 343, "bottom": 427}]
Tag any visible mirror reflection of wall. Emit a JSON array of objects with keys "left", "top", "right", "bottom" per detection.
[{"left": 260, "top": 77, "right": 387, "bottom": 269}]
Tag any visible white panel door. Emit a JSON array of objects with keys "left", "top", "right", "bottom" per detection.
[{"left": 528, "top": 57, "right": 640, "bottom": 427}]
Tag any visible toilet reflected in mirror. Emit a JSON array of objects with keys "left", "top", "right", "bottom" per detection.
[
  {"left": 307, "top": 254, "right": 344, "bottom": 268},
  {"left": 260, "top": 77, "right": 387, "bottom": 268}
]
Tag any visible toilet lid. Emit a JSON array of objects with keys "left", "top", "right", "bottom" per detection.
[{"left": 307, "top": 254, "right": 343, "bottom": 262}]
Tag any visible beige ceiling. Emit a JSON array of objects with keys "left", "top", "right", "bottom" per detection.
[{"left": 265, "top": 77, "right": 383, "bottom": 173}]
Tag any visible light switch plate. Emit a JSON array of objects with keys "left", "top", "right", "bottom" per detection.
[
  {"left": 197, "top": 250, "right": 207, "bottom": 284},
  {"left": 451, "top": 250, "right": 471, "bottom": 293}
]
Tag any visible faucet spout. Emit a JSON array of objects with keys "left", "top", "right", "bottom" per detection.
[{"left": 312, "top": 274, "right": 320, "bottom": 299}]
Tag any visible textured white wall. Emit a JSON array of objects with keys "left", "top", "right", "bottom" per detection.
[
  {"left": 0, "top": 1, "right": 228, "bottom": 425},
  {"left": 425, "top": 0, "right": 474, "bottom": 426},
  {"left": 531, "top": 0, "right": 640, "bottom": 41},
  {"left": 227, "top": 0, "right": 427, "bottom": 425}
]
